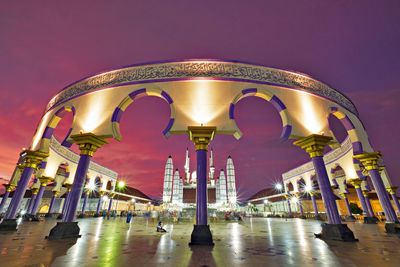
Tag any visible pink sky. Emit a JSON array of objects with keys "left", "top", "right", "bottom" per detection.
[{"left": 1, "top": 1, "right": 399, "bottom": 199}]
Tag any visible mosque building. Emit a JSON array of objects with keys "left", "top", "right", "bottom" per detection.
[{"left": 162, "top": 148, "right": 237, "bottom": 211}]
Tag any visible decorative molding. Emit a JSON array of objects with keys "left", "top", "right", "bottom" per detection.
[
  {"left": 49, "top": 136, "right": 117, "bottom": 179},
  {"left": 283, "top": 136, "right": 352, "bottom": 181},
  {"left": 46, "top": 60, "right": 358, "bottom": 115}
]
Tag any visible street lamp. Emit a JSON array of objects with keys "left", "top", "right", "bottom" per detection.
[
  {"left": 117, "top": 180, "right": 126, "bottom": 189},
  {"left": 275, "top": 183, "right": 283, "bottom": 191},
  {"left": 115, "top": 180, "right": 126, "bottom": 215},
  {"left": 304, "top": 184, "right": 313, "bottom": 193}
]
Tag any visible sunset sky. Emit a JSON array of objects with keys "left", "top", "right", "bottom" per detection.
[{"left": 1, "top": 1, "right": 399, "bottom": 199}]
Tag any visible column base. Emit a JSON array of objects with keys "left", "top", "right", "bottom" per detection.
[
  {"left": 45, "top": 213, "right": 57, "bottom": 218},
  {"left": 46, "top": 222, "right": 81, "bottom": 240},
  {"left": 57, "top": 214, "right": 64, "bottom": 220},
  {"left": 385, "top": 222, "right": 400, "bottom": 234},
  {"left": 0, "top": 219, "right": 18, "bottom": 231},
  {"left": 189, "top": 225, "right": 214, "bottom": 246},
  {"left": 299, "top": 215, "right": 306, "bottom": 219},
  {"left": 344, "top": 215, "right": 356, "bottom": 222},
  {"left": 93, "top": 213, "right": 100, "bottom": 217},
  {"left": 77, "top": 214, "right": 85, "bottom": 218},
  {"left": 363, "top": 216, "right": 378, "bottom": 224},
  {"left": 314, "top": 223, "right": 358, "bottom": 242}
]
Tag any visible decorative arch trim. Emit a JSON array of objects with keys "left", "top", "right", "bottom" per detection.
[
  {"left": 40, "top": 106, "right": 75, "bottom": 151},
  {"left": 111, "top": 88, "right": 175, "bottom": 141},
  {"left": 330, "top": 107, "right": 363, "bottom": 155},
  {"left": 229, "top": 88, "right": 292, "bottom": 141}
]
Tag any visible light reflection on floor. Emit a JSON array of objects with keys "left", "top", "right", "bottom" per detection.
[{"left": 0, "top": 217, "right": 399, "bottom": 266}]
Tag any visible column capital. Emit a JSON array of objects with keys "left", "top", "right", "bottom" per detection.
[
  {"left": 31, "top": 187, "right": 39, "bottom": 195},
  {"left": 187, "top": 126, "right": 216, "bottom": 151},
  {"left": 4, "top": 183, "right": 16, "bottom": 192},
  {"left": 353, "top": 152, "right": 381, "bottom": 171},
  {"left": 99, "top": 190, "right": 106, "bottom": 196},
  {"left": 339, "top": 192, "right": 349, "bottom": 199},
  {"left": 63, "top": 183, "right": 73, "bottom": 191},
  {"left": 293, "top": 134, "right": 333, "bottom": 158},
  {"left": 52, "top": 190, "right": 61, "bottom": 197},
  {"left": 39, "top": 176, "right": 54, "bottom": 186},
  {"left": 386, "top": 186, "right": 398, "bottom": 195},
  {"left": 70, "top": 133, "right": 108, "bottom": 156},
  {"left": 21, "top": 150, "right": 49, "bottom": 169},
  {"left": 348, "top": 178, "right": 363, "bottom": 188}
]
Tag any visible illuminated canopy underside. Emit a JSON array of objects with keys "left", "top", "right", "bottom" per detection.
[{"left": 30, "top": 60, "right": 370, "bottom": 152}]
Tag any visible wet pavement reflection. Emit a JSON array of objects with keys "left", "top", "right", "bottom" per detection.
[{"left": 0, "top": 217, "right": 399, "bottom": 266}]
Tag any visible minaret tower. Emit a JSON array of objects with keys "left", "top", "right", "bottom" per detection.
[
  {"left": 179, "top": 177, "right": 183, "bottom": 204},
  {"left": 184, "top": 148, "right": 190, "bottom": 184},
  {"left": 172, "top": 169, "right": 180, "bottom": 204},
  {"left": 215, "top": 176, "right": 220, "bottom": 204},
  {"left": 209, "top": 148, "right": 215, "bottom": 186},
  {"left": 226, "top": 156, "right": 237, "bottom": 206},
  {"left": 162, "top": 156, "right": 174, "bottom": 203},
  {"left": 219, "top": 169, "right": 227, "bottom": 204}
]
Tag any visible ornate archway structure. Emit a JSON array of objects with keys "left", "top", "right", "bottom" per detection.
[{"left": 2, "top": 59, "right": 397, "bottom": 240}]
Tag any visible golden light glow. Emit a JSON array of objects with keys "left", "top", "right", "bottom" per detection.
[
  {"left": 31, "top": 112, "right": 53, "bottom": 150},
  {"left": 80, "top": 93, "right": 108, "bottom": 133},
  {"left": 190, "top": 80, "right": 216, "bottom": 124},
  {"left": 43, "top": 160, "right": 59, "bottom": 178},
  {"left": 298, "top": 92, "right": 324, "bottom": 134},
  {"left": 344, "top": 165, "right": 358, "bottom": 178}
]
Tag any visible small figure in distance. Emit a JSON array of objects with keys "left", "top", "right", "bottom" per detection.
[
  {"left": 156, "top": 221, "right": 167, "bottom": 232},
  {"left": 126, "top": 211, "right": 133, "bottom": 224}
]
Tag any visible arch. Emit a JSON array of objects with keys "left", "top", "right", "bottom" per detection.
[
  {"left": 229, "top": 88, "right": 292, "bottom": 140},
  {"left": 111, "top": 88, "right": 175, "bottom": 141},
  {"left": 310, "top": 174, "right": 319, "bottom": 190},
  {"left": 106, "top": 180, "right": 113, "bottom": 191},
  {"left": 95, "top": 176, "right": 103, "bottom": 191},
  {"left": 329, "top": 107, "right": 364, "bottom": 155},
  {"left": 55, "top": 162, "right": 70, "bottom": 179},
  {"left": 39, "top": 106, "right": 76, "bottom": 152},
  {"left": 297, "top": 177, "right": 306, "bottom": 192},
  {"left": 286, "top": 182, "right": 294, "bottom": 192}
]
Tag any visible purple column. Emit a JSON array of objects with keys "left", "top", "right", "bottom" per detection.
[
  {"left": 196, "top": 149, "right": 208, "bottom": 225},
  {"left": 298, "top": 200, "right": 304, "bottom": 216},
  {"left": 368, "top": 169, "right": 398, "bottom": 223},
  {"left": 390, "top": 194, "right": 400, "bottom": 215},
  {"left": 343, "top": 197, "right": 352, "bottom": 216},
  {"left": 312, "top": 156, "right": 342, "bottom": 224},
  {"left": 287, "top": 199, "right": 292, "bottom": 216},
  {"left": 96, "top": 197, "right": 102, "bottom": 214},
  {"left": 64, "top": 154, "right": 91, "bottom": 222},
  {"left": 61, "top": 191, "right": 70, "bottom": 216},
  {"left": 364, "top": 194, "right": 374, "bottom": 217},
  {"left": 81, "top": 192, "right": 88, "bottom": 214},
  {"left": 354, "top": 187, "right": 368, "bottom": 215},
  {"left": 0, "top": 191, "right": 11, "bottom": 213},
  {"left": 108, "top": 198, "right": 113, "bottom": 212},
  {"left": 48, "top": 195, "right": 56, "bottom": 214},
  {"left": 5, "top": 167, "right": 35, "bottom": 219},
  {"left": 27, "top": 194, "right": 37, "bottom": 214},
  {"left": 311, "top": 194, "right": 319, "bottom": 217},
  {"left": 31, "top": 186, "right": 46, "bottom": 215}
]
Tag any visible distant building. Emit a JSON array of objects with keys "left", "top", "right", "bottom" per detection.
[{"left": 162, "top": 148, "right": 237, "bottom": 211}]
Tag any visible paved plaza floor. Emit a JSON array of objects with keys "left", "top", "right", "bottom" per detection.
[{"left": 0, "top": 217, "right": 399, "bottom": 267}]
